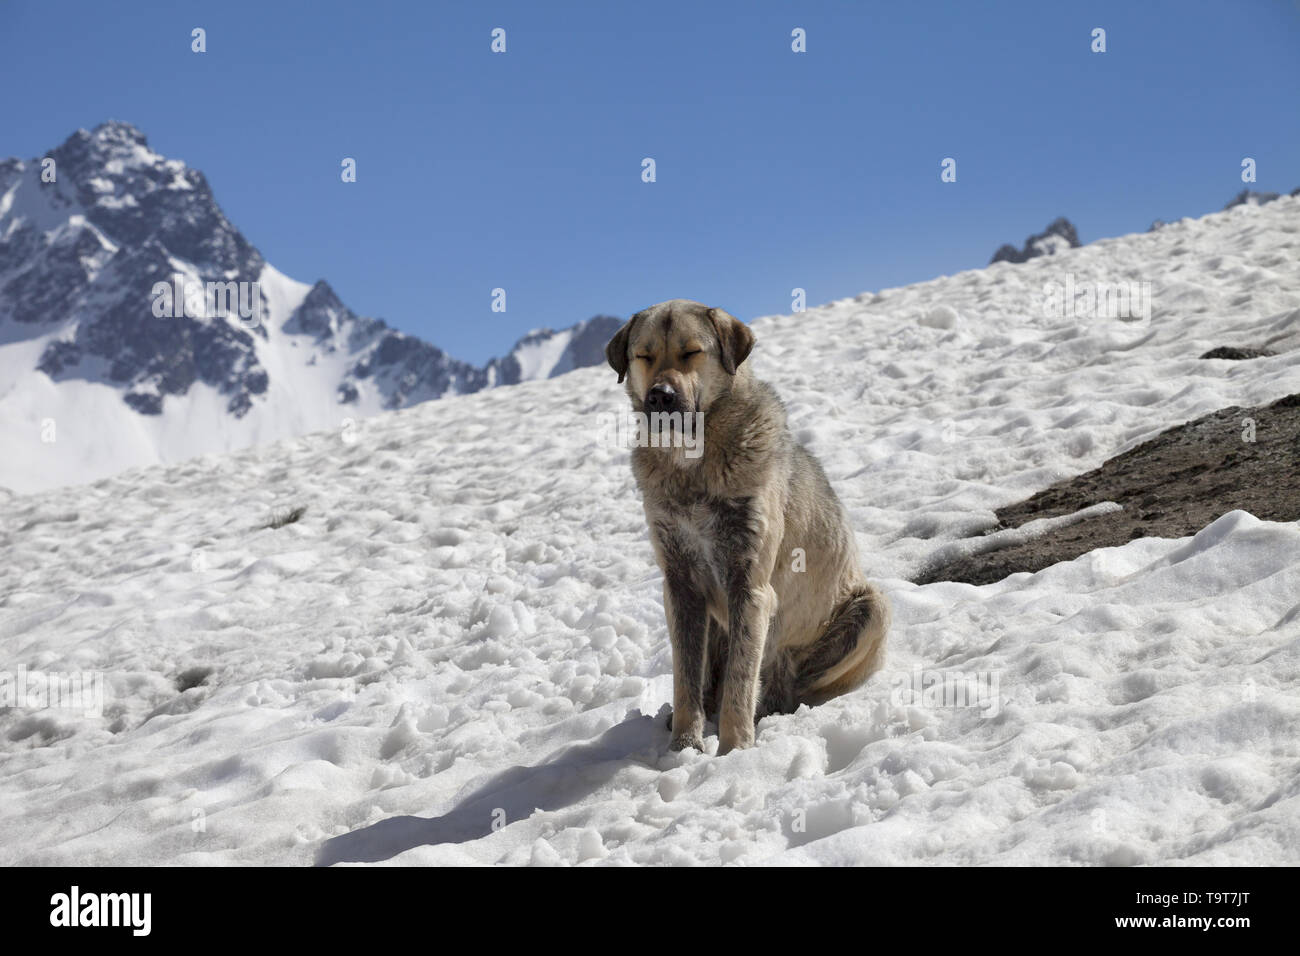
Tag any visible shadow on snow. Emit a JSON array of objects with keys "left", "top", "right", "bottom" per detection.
[{"left": 315, "top": 710, "right": 665, "bottom": 865}]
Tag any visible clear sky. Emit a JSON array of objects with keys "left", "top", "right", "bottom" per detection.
[{"left": 2, "top": 0, "right": 1298, "bottom": 364}]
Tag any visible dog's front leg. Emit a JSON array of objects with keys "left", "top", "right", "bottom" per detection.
[
  {"left": 717, "top": 500, "right": 780, "bottom": 754},
  {"left": 663, "top": 564, "right": 709, "bottom": 752},
  {"left": 718, "top": 581, "right": 776, "bottom": 753}
]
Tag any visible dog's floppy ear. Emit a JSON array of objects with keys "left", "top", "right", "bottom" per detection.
[
  {"left": 605, "top": 312, "right": 642, "bottom": 384},
  {"left": 707, "top": 307, "right": 755, "bottom": 375}
]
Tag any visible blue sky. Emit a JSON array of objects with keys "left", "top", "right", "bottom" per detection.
[{"left": 2, "top": 0, "right": 1298, "bottom": 364}]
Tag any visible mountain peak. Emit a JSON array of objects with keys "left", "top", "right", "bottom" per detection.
[
  {"left": 89, "top": 119, "right": 150, "bottom": 147},
  {"left": 1, "top": 123, "right": 627, "bottom": 492},
  {"left": 53, "top": 120, "right": 159, "bottom": 172},
  {"left": 990, "top": 217, "right": 1081, "bottom": 265}
]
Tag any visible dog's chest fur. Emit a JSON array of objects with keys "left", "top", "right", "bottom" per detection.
[
  {"left": 654, "top": 494, "right": 729, "bottom": 589},
  {"left": 632, "top": 393, "right": 789, "bottom": 617}
]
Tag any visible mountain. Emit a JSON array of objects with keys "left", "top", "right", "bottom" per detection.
[
  {"left": 0, "top": 122, "right": 619, "bottom": 494},
  {"left": 1005, "top": 188, "right": 1300, "bottom": 247},
  {"left": 485, "top": 316, "right": 622, "bottom": 387},
  {"left": 2, "top": 196, "right": 1298, "bottom": 865},
  {"left": 1155, "top": 188, "right": 1299, "bottom": 232},
  {"left": 1223, "top": 187, "right": 1300, "bottom": 210},
  {"left": 989, "top": 217, "right": 1081, "bottom": 264}
]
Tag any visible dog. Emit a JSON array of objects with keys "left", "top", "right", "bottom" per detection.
[{"left": 606, "top": 299, "right": 890, "bottom": 754}]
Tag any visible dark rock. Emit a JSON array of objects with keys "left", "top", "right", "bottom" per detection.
[
  {"left": 123, "top": 391, "right": 163, "bottom": 415},
  {"left": 1199, "top": 346, "right": 1276, "bottom": 360},
  {"left": 348, "top": 329, "right": 486, "bottom": 409},
  {"left": 563, "top": 315, "right": 623, "bottom": 369},
  {"left": 36, "top": 341, "right": 83, "bottom": 377},
  {"left": 915, "top": 393, "right": 1300, "bottom": 585},
  {"left": 990, "top": 218, "right": 1081, "bottom": 265},
  {"left": 284, "top": 280, "right": 349, "bottom": 340},
  {"left": 1223, "top": 189, "right": 1280, "bottom": 210},
  {"left": 3, "top": 228, "right": 110, "bottom": 324}
]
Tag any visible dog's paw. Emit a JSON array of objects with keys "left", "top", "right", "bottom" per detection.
[
  {"left": 669, "top": 733, "right": 705, "bottom": 753},
  {"left": 717, "top": 723, "right": 755, "bottom": 755}
]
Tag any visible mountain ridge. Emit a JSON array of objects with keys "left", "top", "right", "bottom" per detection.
[{"left": 0, "top": 121, "right": 619, "bottom": 492}]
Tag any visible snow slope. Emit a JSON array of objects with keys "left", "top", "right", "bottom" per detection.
[{"left": 0, "top": 198, "right": 1298, "bottom": 866}]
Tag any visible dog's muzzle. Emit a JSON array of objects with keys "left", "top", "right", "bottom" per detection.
[{"left": 644, "top": 383, "right": 680, "bottom": 414}]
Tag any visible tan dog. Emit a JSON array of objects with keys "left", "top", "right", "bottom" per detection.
[{"left": 606, "top": 299, "right": 890, "bottom": 753}]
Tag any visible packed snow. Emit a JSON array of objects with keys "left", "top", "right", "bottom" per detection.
[{"left": 1, "top": 198, "right": 1298, "bottom": 865}]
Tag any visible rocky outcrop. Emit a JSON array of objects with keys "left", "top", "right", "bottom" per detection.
[
  {"left": 990, "top": 217, "right": 1081, "bottom": 265},
  {"left": 915, "top": 394, "right": 1300, "bottom": 585}
]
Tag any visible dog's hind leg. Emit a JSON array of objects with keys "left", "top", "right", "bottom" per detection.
[
  {"left": 756, "top": 649, "right": 797, "bottom": 720},
  {"left": 794, "top": 583, "right": 890, "bottom": 707}
]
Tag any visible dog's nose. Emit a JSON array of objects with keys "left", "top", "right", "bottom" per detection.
[{"left": 645, "top": 383, "right": 676, "bottom": 412}]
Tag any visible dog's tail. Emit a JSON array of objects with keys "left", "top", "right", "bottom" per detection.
[{"left": 793, "top": 582, "right": 890, "bottom": 706}]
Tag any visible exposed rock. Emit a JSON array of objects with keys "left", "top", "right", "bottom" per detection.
[
  {"left": 990, "top": 217, "right": 1081, "bottom": 265},
  {"left": 915, "top": 393, "right": 1300, "bottom": 585},
  {"left": 1200, "top": 346, "right": 1277, "bottom": 360},
  {"left": 1224, "top": 189, "right": 1281, "bottom": 210}
]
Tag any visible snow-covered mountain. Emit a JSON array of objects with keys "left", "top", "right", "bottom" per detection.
[
  {"left": 1, "top": 196, "right": 1297, "bottom": 866},
  {"left": 484, "top": 316, "right": 622, "bottom": 388},
  {"left": 0, "top": 122, "right": 619, "bottom": 494}
]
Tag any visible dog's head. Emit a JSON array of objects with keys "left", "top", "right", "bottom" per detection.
[{"left": 605, "top": 299, "right": 755, "bottom": 415}]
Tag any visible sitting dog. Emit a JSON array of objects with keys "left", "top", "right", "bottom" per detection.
[{"left": 606, "top": 299, "right": 890, "bottom": 753}]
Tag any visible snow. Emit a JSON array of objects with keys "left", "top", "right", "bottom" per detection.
[
  {"left": 1028, "top": 233, "right": 1074, "bottom": 257},
  {"left": 918, "top": 500, "right": 1123, "bottom": 572},
  {"left": 511, "top": 327, "right": 575, "bottom": 381},
  {"left": 0, "top": 263, "right": 393, "bottom": 494},
  {"left": 0, "top": 198, "right": 1298, "bottom": 866},
  {"left": 0, "top": 162, "right": 83, "bottom": 237}
]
